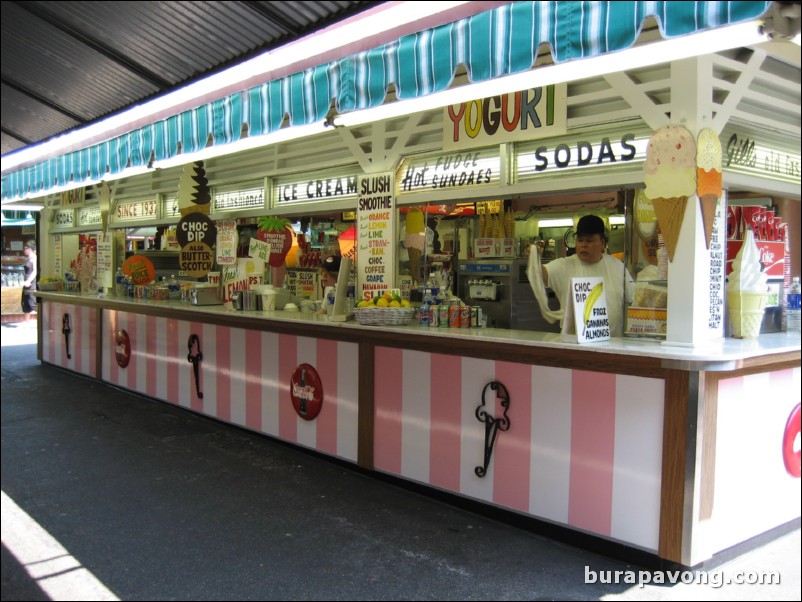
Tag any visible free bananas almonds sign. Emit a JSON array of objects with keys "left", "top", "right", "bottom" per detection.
[{"left": 567, "top": 277, "right": 610, "bottom": 343}]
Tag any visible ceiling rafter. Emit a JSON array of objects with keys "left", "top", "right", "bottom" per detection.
[
  {"left": 10, "top": 0, "right": 173, "bottom": 91},
  {"left": 2, "top": 77, "right": 87, "bottom": 124},
  {"left": 0, "top": 127, "right": 31, "bottom": 146},
  {"left": 239, "top": 1, "right": 302, "bottom": 36}
]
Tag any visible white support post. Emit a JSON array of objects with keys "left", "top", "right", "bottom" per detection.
[{"left": 664, "top": 56, "right": 722, "bottom": 348}]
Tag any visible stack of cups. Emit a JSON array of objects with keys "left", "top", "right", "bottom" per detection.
[{"left": 656, "top": 234, "right": 669, "bottom": 280}]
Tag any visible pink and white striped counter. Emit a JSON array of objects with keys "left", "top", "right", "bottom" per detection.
[{"left": 34, "top": 292, "right": 801, "bottom": 566}]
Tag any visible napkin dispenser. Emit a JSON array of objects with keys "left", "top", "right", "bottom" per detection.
[{"left": 190, "top": 285, "right": 223, "bottom": 306}]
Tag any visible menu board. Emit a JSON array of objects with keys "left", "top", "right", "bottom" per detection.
[
  {"left": 53, "top": 234, "right": 62, "bottom": 280},
  {"left": 96, "top": 233, "right": 114, "bottom": 292},
  {"left": 357, "top": 172, "right": 395, "bottom": 300},
  {"left": 708, "top": 199, "right": 726, "bottom": 332}
]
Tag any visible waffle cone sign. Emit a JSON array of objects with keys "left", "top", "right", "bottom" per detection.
[{"left": 651, "top": 196, "right": 688, "bottom": 262}]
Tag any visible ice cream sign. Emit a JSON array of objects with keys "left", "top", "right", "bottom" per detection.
[{"left": 274, "top": 172, "right": 358, "bottom": 204}]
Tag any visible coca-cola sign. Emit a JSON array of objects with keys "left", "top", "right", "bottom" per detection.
[{"left": 290, "top": 363, "right": 323, "bottom": 420}]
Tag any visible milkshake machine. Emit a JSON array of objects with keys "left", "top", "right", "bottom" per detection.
[{"left": 457, "top": 257, "right": 560, "bottom": 332}]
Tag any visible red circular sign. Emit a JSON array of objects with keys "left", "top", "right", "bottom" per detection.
[
  {"left": 122, "top": 255, "right": 156, "bottom": 285},
  {"left": 782, "top": 404, "right": 801, "bottom": 478},
  {"left": 115, "top": 329, "right": 131, "bottom": 368},
  {"left": 290, "top": 363, "right": 323, "bottom": 421}
]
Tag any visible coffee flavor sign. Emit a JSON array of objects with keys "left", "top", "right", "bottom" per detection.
[{"left": 178, "top": 213, "right": 217, "bottom": 278}]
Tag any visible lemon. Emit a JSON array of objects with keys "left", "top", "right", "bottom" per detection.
[
  {"left": 400, "top": 299, "right": 411, "bottom": 308},
  {"left": 357, "top": 300, "right": 371, "bottom": 308},
  {"left": 389, "top": 300, "right": 401, "bottom": 308},
  {"left": 376, "top": 298, "right": 389, "bottom": 307},
  {"left": 382, "top": 292, "right": 393, "bottom": 301}
]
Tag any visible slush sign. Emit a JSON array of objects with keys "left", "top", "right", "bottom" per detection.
[{"left": 443, "top": 85, "right": 567, "bottom": 151}]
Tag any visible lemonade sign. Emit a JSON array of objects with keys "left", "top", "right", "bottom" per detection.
[{"left": 221, "top": 257, "right": 264, "bottom": 304}]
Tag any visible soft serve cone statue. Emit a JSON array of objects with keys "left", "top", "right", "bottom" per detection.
[{"left": 727, "top": 229, "right": 769, "bottom": 338}]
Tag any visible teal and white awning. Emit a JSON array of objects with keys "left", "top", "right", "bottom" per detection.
[{"left": 1, "top": 1, "right": 772, "bottom": 202}]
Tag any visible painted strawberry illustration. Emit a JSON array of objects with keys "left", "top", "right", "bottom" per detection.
[{"left": 257, "top": 216, "right": 293, "bottom": 267}]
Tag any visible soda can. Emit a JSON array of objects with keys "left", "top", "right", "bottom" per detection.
[
  {"left": 460, "top": 305, "right": 471, "bottom": 328},
  {"left": 471, "top": 306, "right": 479, "bottom": 327},
  {"left": 429, "top": 305, "right": 440, "bottom": 327},
  {"left": 419, "top": 305, "right": 430, "bottom": 326},
  {"left": 439, "top": 304, "right": 449, "bottom": 327},
  {"left": 448, "top": 305, "right": 461, "bottom": 328}
]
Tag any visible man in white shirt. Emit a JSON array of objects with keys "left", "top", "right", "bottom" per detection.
[{"left": 542, "top": 215, "right": 634, "bottom": 337}]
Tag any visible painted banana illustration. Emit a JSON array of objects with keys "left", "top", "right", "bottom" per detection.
[{"left": 582, "top": 282, "right": 604, "bottom": 336}]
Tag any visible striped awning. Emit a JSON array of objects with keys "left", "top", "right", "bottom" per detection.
[{"left": 1, "top": 1, "right": 772, "bottom": 202}]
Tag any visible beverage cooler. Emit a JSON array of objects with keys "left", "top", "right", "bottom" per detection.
[{"left": 457, "top": 258, "right": 561, "bottom": 332}]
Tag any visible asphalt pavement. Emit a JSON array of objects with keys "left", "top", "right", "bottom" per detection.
[{"left": 2, "top": 321, "right": 800, "bottom": 601}]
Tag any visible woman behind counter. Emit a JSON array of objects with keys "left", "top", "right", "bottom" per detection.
[
  {"left": 317, "top": 255, "right": 341, "bottom": 315},
  {"left": 540, "top": 215, "right": 634, "bottom": 337}
]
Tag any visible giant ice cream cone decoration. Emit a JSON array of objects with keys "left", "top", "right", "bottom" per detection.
[
  {"left": 404, "top": 207, "right": 425, "bottom": 286},
  {"left": 643, "top": 125, "right": 697, "bottom": 262},
  {"left": 726, "top": 228, "right": 768, "bottom": 338},
  {"left": 696, "top": 129, "right": 722, "bottom": 250},
  {"left": 177, "top": 161, "right": 211, "bottom": 218}
]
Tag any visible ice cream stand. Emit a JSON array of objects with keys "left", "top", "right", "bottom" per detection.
[{"left": 2, "top": 1, "right": 799, "bottom": 569}]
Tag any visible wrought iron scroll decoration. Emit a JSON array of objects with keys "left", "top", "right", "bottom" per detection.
[
  {"left": 62, "top": 313, "right": 72, "bottom": 359},
  {"left": 187, "top": 334, "right": 204, "bottom": 399},
  {"left": 475, "top": 381, "right": 511, "bottom": 478}
]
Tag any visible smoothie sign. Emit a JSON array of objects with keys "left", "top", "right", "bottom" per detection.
[{"left": 357, "top": 172, "right": 395, "bottom": 300}]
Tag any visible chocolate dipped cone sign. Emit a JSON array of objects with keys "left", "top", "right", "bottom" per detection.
[
  {"left": 643, "top": 125, "right": 697, "bottom": 261},
  {"left": 177, "top": 161, "right": 215, "bottom": 278},
  {"left": 696, "top": 129, "right": 723, "bottom": 250},
  {"left": 177, "top": 161, "right": 211, "bottom": 217}
]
